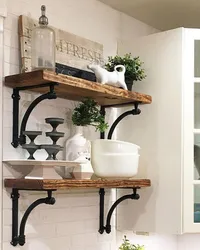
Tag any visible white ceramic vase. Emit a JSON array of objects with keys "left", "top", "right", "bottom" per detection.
[
  {"left": 64, "top": 126, "right": 93, "bottom": 179},
  {"left": 64, "top": 126, "right": 88, "bottom": 161}
]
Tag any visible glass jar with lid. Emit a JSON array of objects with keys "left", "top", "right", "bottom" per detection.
[{"left": 31, "top": 5, "right": 56, "bottom": 71}]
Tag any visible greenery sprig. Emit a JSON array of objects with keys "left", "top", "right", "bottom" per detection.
[
  {"left": 105, "top": 53, "right": 146, "bottom": 82},
  {"left": 72, "top": 98, "right": 109, "bottom": 133},
  {"left": 119, "top": 235, "right": 145, "bottom": 250}
]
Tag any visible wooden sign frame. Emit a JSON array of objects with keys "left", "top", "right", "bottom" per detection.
[{"left": 18, "top": 15, "right": 104, "bottom": 73}]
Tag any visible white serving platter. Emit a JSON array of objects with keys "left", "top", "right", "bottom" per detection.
[{"left": 3, "top": 160, "right": 86, "bottom": 180}]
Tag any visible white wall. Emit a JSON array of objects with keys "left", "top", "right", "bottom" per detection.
[{"left": 2, "top": 0, "right": 158, "bottom": 250}]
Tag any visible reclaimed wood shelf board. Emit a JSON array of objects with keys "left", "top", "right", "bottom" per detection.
[
  {"left": 4, "top": 178, "right": 151, "bottom": 190},
  {"left": 4, "top": 70, "right": 152, "bottom": 106}
]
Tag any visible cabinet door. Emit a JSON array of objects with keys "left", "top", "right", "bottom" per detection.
[
  {"left": 116, "top": 28, "right": 184, "bottom": 234},
  {"left": 183, "top": 29, "right": 200, "bottom": 233}
]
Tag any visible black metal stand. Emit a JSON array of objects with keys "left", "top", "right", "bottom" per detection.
[
  {"left": 11, "top": 83, "right": 58, "bottom": 148},
  {"left": 11, "top": 189, "right": 56, "bottom": 246},
  {"left": 98, "top": 188, "right": 140, "bottom": 234}
]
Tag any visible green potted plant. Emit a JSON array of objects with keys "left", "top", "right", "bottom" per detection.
[
  {"left": 119, "top": 235, "right": 145, "bottom": 250},
  {"left": 105, "top": 53, "right": 146, "bottom": 91},
  {"left": 72, "top": 98, "right": 108, "bottom": 132}
]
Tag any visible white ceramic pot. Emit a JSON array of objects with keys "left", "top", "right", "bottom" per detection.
[
  {"left": 91, "top": 139, "right": 140, "bottom": 179},
  {"left": 63, "top": 126, "right": 93, "bottom": 178},
  {"left": 64, "top": 126, "right": 88, "bottom": 161}
]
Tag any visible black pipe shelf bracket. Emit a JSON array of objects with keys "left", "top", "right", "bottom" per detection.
[
  {"left": 11, "top": 189, "right": 56, "bottom": 246},
  {"left": 11, "top": 82, "right": 58, "bottom": 148},
  {"left": 98, "top": 102, "right": 141, "bottom": 234},
  {"left": 107, "top": 102, "right": 141, "bottom": 140},
  {"left": 98, "top": 188, "right": 140, "bottom": 234}
]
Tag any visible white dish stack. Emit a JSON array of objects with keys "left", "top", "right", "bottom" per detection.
[{"left": 91, "top": 139, "right": 140, "bottom": 179}]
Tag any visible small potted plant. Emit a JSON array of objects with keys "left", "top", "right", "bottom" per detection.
[
  {"left": 105, "top": 53, "right": 146, "bottom": 91},
  {"left": 72, "top": 98, "right": 108, "bottom": 133},
  {"left": 119, "top": 235, "right": 145, "bottom": 250}
]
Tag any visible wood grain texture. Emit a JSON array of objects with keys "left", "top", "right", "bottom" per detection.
[
  {"left": 4, "top": 178, "right": 151, "bottom": 190},
  {"left": 4, "top": 70, "right": 152, "bottom": 106}
]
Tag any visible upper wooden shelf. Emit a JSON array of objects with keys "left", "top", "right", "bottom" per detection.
[
  {"left": 4, "top": 70, "right": 152, "bottom": 106},
  {"left": 4, "top": 178, "right": 151, "bottom": 190}
]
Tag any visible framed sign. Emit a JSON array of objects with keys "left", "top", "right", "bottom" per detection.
[{"left": 19, "top": 15, "right": 104, "bottom": 73}]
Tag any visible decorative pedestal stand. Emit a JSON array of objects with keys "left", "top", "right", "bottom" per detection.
[{"left": 22, "top": 131, "right": 42, "bottom": 160}]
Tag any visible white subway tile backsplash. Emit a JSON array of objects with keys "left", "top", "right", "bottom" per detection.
[
  {"left": 25, "top": 223, "right": 57, "bottom": 239},
  {"left": 84, "top": 219, "right": 99, "bottom": 233},
  {"left": 3, "top": 242, "right": 21, "bottom": 250},
  {"left": 3, "top": 86, "right": 12, "bottom": 99},
  {"left": 4, "top": 29, "right": 19, "bottom": 49},
  {"left": 3, "top": 225, "right": 11, "bottom": 242},
  {"left": 4, "top": 13, "right": 19, "bottom": 31},
  {"left": 71, "top": 232, "right": 98, "bottom": 247},
  {"left": 19, "top": 236, "right": 71, "bottom": 250},
  {"left": 56, "top": 193, "right": 99, "bottom": 208},
  {"left": 3, "top": 96, "right": 12, "bottom": 112},
  {"left": 56, "top": 221, "right": 86, "bottom": 236},
  {"left": 38, "top": 208, "right": 72, "bottom": 224},
  {"left": 70, "top": 206, "right": 98, "bottom": 221},
  {"left": 3, "top": 111, "right": 12, "bottom": 128},
  {"left": 4, "top": 45, "right": 19, "bottom": 65},
  {"left": 4, "top": 62, "right": 19, "bottom": 76},
  {"left": 3, "top": 189, "right": 12, "bottom": 209},
  {"left": 3, "top": 128, "right": 12, "bottom": 147},
  {"left": 3, "top": 209, "right": 12, "bottom": 226}
]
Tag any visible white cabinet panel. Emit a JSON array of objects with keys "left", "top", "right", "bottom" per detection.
[{"left": 117, "top": 28, "right": 200, "bottom": 234}]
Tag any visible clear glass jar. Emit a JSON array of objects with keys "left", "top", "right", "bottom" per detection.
[{"left": 31, "top": 5, "right": 55, "bottom": 71}]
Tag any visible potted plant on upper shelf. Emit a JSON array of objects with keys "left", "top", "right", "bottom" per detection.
[
  {"left": 119, "top": 235, "right": 145, "bottom": 250},
  {"left": 105, "top": 53, "right": 146, "bottom": 91}
]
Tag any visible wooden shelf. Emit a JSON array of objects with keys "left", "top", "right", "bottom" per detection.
[
  {"left": 5, "top": 70, "right": 152, "bottom": 106},
  {"left": 4, "top": 178, "right": 151, "bottom": 190}
]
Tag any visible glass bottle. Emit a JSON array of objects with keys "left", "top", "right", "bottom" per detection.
[{"left": 31, "top": 5, "right": 56, "bottom": 71}]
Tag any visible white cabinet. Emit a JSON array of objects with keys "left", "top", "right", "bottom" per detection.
[{"left": 116, "top": 28, "right": 200, "bottom": 234}]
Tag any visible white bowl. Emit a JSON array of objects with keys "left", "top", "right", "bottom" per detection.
[
  {"left": 91, "top": 139, "right": 140, "bottom": 154},
  {"left": 91, "top": 139, "right": 140, "bottom": 179}
]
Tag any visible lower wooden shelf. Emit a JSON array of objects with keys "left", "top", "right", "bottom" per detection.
[
  {"left": 5, "top": 178, "right": 151, "bottom": 246},
  {"left": 4, "top": 178, "right": 151, "bottom": 190}
]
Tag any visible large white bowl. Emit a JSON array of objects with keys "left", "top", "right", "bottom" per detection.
[{"left": 91, "top": 139, "right": 140, "bottom": 179}]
